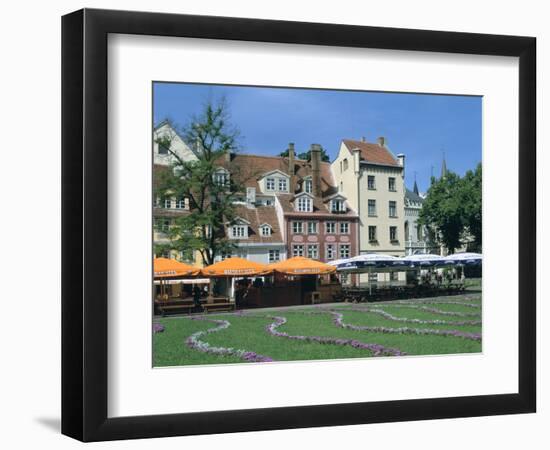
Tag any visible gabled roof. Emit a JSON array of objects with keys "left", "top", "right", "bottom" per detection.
[
  {"left": 405, "top": 188, "right": 423, "bottom": 203},
  {"left": 216, "top": 153, "right": 338, "bottom": 198},
  {"left": 260, "top": 169, "right": 290, "bottom": 178},
  {"left": 343, "top": 139, "right": 400, "bottom": 167},
  {"left": 231, "top": 205, "right": 283, "bottom": 243}
]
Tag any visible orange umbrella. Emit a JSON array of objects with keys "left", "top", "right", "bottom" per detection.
[
  {"left": 154, "top": 257, "right": 200, "bottom": 278},
  {"left": 201, "top": 257, "right": 271, "bottom": 277},
  {"left": 269, "top": 256, "right": 336, "bottom": 275}
]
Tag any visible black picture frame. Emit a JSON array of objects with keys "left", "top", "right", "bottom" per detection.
[{"left": 61, "top": 8, "right": 536, "bottom": 442}]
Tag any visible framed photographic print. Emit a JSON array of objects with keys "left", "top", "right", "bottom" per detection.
[{"left": 61, "top": 8, "right": 536, "bottom": 442}]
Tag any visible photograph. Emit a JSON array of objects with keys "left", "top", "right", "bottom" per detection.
[{"left": 151, "top": 83, "right": 483, "bottom": 367}]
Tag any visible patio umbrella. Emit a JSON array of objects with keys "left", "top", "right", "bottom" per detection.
[
  {"left": 153, "top": 257, "right": 201, "bottom": 278},
  {"left": 401, "top": 254, "right": 446, "bottom": 267},
  {"left": 337, "top": 253, "right": 401, "bottom": 270},
  {"left": 446, "top": 252, "right": 482, "bottom": 265},
  {"left": 269, "top": 256, "right": 336, "bottom": 275},
  {"left": 201, "top": 257, "right": 271, "bottom": 277}
]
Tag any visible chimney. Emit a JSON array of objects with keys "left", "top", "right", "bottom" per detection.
[
  {"left": 310, "top": 143, "right": 322, "bottom": 197},
  {"left": 246, "top": 187, "right": 256, "bottom": 208},
  {"left": 352, "top": 147, "right": 361, "bottom": 175},
  {"left": 377, "top": 136, "right": 386, "bottom": 147},
  {"left": 361, "top": 136, "right": 366, "bottom": 142},
  {"left": 397, "top": 153, "right": 405, "bottom": 178},
  {"left": 288, "top": 143, "right": 295, "bottom": 192}
]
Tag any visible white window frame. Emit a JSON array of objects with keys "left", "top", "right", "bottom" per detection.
[
  {"left": 214, "top": 169, "right": 230, "bottom": 187},
  {"left": 339, "top": 244, "right": 350, "bottom": 259},
  {"left": 339, "top": 222, "right": 349, "bottom": 234},
  {"left": 293, "top": 244, "right": 304, "bottom": 257},
  {"left": 390, "top": 226, "right": 398, "bottom": 241},
  {"left": 326, "top": 243, "right": 335, "bottom": 260},
  {"left": 266, "top": 177, "right": 275, "bottom": 191},
  {"left": 307, "top": 244, "right": 319, "bottom": 259},
  {"left": 269, "top": 249, "right": 280, "bottom": 263},
  {"left": 164, "top": 197, "right": 172, "bottom": 209},
  {"left": 231, "top": 224, "right": 248, "bottom": 239},
  {"left": 307, "top": 221, "right": 318, "bottom": 234},
  {"left": 292, "top": 221, "right": 303, "bottom": 234},
  {"left": 326, "top": 222, "right": 336, "bottom": 234},
  {"left": 331, "top": 199, "right": 344, "bottom": 213},
  {"left": 368, "top": 225, "right": 377, "bottom": 242},
  {"left": 260, "top": 225, "right": 272, "bottom": 236},
  {"left": 304, "top": 179, "right": 312, "bottom": 193},
  {"left": 297, "top": 196, "right": 312, "bottom": 212},
  {"left": 278, "top": 178, "right": 288, "bottom": 192}
]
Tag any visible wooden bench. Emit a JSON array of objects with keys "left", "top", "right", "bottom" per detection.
[
  {"left": 203, "top": 302, "right": 235, "bottom": 313},
  {"left": 155, "top": 299, "right": 203, "bottom": 316}
]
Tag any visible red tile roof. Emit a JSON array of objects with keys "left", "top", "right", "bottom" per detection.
[
  {"left": 343, "top": 139, "right": 399, "bottom": 167},
  {"left": 232, "top": 205, "right": 284, "bottom": 243}
]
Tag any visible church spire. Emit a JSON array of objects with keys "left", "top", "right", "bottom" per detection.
[
  {"left": 413, "top": 171, "right": 419, "bottom": 195},
  {"left": 440, "top": 151, "right": 447, "bottom": 178}
]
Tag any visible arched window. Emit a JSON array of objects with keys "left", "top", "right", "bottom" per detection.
[
  {"left": 343, "top": 158, "right": 349, "bottom": 170},
  {"left": 404, "top": 221, "right": 409, "bottom": 241}
]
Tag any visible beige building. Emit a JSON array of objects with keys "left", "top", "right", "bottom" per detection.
[{"left": 332, "top": 137, "right": 406, "bottom": 258}]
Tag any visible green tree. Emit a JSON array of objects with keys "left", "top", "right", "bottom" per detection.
[
  {"left": 461, "top": 163, "right": 482, "bottom": 250},
  {"left": 154, "top": 99, "right": 247, "bottom": 265},
  {"left": 419, "top": 165, "right": 482, "bottom": 253},
  {"left": 279, "top": 146, "right": 330, "bottom": 162}
]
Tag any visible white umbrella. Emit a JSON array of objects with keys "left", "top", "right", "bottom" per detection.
[{"left": 446, "top": 252, "right": 482, "bottom": 264}]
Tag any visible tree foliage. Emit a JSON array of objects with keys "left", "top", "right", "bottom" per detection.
[
  {"left": 419, "top": 163, "right": 481, "bottom": 253},
  {"left": 279, "top": 146, "right": 330, "bottom": 162},
  {"left": 154, "top": 99, "right": 247, "bottom": 265}
]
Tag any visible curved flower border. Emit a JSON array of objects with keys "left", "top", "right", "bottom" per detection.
[
  {"left": 264, "top": 315, "right": 406, "bottom": 357},
  {"left": 330, "top": 311, "right": 481, "bottom": 342},
  {"left": 336, "top": 306, "right": 481, "bottom": 326},
  {"left": 185, "top": 317, "right": 273, "bottom": 362}
]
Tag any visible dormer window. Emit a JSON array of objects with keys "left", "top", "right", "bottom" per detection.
[
  {"left": 331, "top": 199, "right": 345, "bottom": 213},
  {"left": 304, "top": 179, "right": 312, "bottom": 194},
  {"left": 231, "top": 225, "right": 248, "bottom": 239},
  {"left": 266, "top": 178, "right": 275, "bottom": 191},
  {"left": 278, "top": 178, "right": 288, "bottom": 191},
  {"left": 260, "top": 224, "right": 272, "bottom": 236},
  {"left": 213, "top": 168, "right": 230, "bottom": 186},
  {"left": 296, "top": 196, "right": 313, "bottom": 212}
]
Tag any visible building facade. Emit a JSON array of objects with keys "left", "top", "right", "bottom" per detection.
[
  {"left": 331, "top": 137, "right": 406, "bottom": 257},
  {"left": 404, "top": 182, "right": 437, "bottom": 255}
]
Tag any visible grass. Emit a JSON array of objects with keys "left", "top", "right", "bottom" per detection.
[{"left": 153, "top": 292, "right": 482, "bottom": 367}]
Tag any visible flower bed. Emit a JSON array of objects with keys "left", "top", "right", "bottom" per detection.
[
  {"left": 185, "top": 317, "right": 273, "bottom": 363},
  {"left": 265, "top": 315, "right": 406, "bottom": 357},
  {"left": 338, "top": 307, "right": 481, "bottom": 326}
]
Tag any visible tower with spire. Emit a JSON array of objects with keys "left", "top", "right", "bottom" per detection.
[{"left": 440, "top": 151, "right": 448, "bottom": 178}]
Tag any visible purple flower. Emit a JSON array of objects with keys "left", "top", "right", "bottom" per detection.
[{"left": 153, "top": 323, "right": 165, "bottom": 333}]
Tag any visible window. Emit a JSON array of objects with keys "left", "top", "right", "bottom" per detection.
[
  {"left": 390, "top": 271, "right": 398, "bottom": 281},
  {"left": 339, "top": 161, "right": 343, "bottom": 173},
  {"left": 389, "top": 201, "right": 397, "bottom": 218},
  {"left": 293, "top": 244, "right": 304, "bottom": 257},
  {"left": 161, "top": 249, "right": 171, "bottom": 258},
  {"left": 261, "top": 225, "right": 272, "bottom": 236},
  {"left": 340, "top": 244, "right": 350, "bottom": 259},
  {"left": 278, "top": 178, "right": 288, "bottom": 191},
  {"left": 304, "top": 179, "right": 312, "bottom": 193},
  {"left": 339, "top": 222, "right": 349, "bottom": 234},
  {"left": 214, "top": 171, "right": 229, "bottom": 186},
  {"left": 292, "top": 221, "right": 303, "bottom": 234},
  {"left": 326, "top": 222, "right": 336, "bottom": 234},
  {"left": 266, "top": 178, "right": 275, "bottom": 191},
  {"left": 307, "top": 244, "right": 319, "bottom": 259},
  {"left": 343, "top": 158, "right": 349, "bottom": 170},
  {"left": 368, "top": 226, "right": 377, "bottom": 242},
  {"left": 297, "top": 196, "right": 312, "bottom": 212},
  {"left": 368, "top": 175, "right": 376, "bottom": 190},
  {"left": 163, "top": 197, "right": 172, "bottom": 209},
  {"left": 417, "top": 224, "right": 423, "bottom": 240},
  {"left": 175, "top": 197, "right": 186, "bottom": 209},
  {"left": 155, "top": 218, "right": 171, "bottom": 233},
  {"left": 331, "top": 199, "right": 344, "bottom": 213},
  {"left": 158, "top": 144, "right": 169, "bottom": 155},
  {"left": 326, "top": 244, "right": 335, "bottom": 260},
  {"left": 388, "top": 177, "right": 396, "bottom": 191},
  {"left": 390, "top": 226, "right": 398, "bottom": 242},
  {"left": 368, "top": 199, "right": 376, "bottom": 217},
  {"left": 231, "top": 225, "right": 247, "bottom": 238},
  {"left": 307, "top": 221, "right": 318, "bottom": 234},
  {"left": 269, "top": 249, "right": 280, "bottom": 263}
]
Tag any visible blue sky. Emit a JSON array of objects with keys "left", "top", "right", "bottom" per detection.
[{"left": 153, "top": 82, "right": 481, "bottom": 193}]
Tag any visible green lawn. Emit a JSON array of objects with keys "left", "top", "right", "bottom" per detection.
[{"left": 153, "top": 292, "right": 482, "bottom": 367}]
